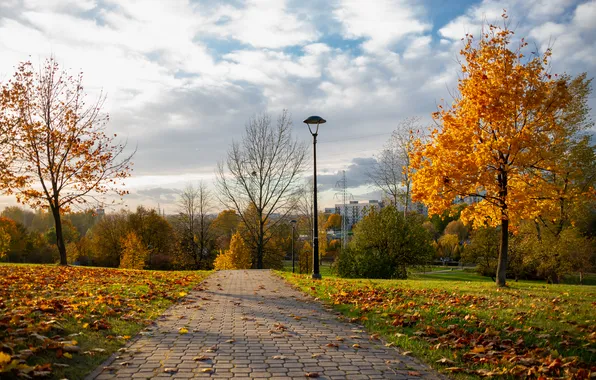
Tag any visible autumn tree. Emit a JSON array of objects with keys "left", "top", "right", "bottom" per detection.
[
  {"left": 0, "top": 58, "right": 133, "bottom": 265},
  {"left": 1, "top": 207, "right": 35, "bottom": 229},
  {"left": 461, "top": 227, "right": 500, "bottom": 276},
  {"left": 216, "top": 110, "right": 306, "bottom": 268},
  {"left": 368, "top": 117, "right": 421, "bottom": 214},
  {"left": 324, "top": 213, "right": 341, "bottom": 231},
  {"left": 127, "top": 206, "right": 174, "bottom": 269},
  {"left": 213, "top": 232, "right": 252, "bottom": 270},
  {"left": 0, "top": 227, "right": 10, "bottom": 258},
  {"left": 88, "top": 211, "right": 128, "bottom": 267},
  {"left": 119, "top": 231, "right": 149, "bottom": 270},
  {"left": 174, "top": 182, "right": 213, "bottom": 269},
  {"left": 298, "top": 241, "right": 313, "bottom": 274},
  {"left": 444, "top": 220, "right": 470, "bottom": 244},
  {"left": 411, "top": 15, "right": 594, "bottom": 286},
  {"left": 211, "top": 209, "right": 240, "bottom": 250},
  {"left": 435, "top": 234, "right": 459, "bottom": 263}
]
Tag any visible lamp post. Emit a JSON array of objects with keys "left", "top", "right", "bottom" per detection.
[
  {"left": 304, "top": 115, "right": 326, "bottom": 279},
  {"left": 290, "top": 219, "right": 297, "bottom": 273}
]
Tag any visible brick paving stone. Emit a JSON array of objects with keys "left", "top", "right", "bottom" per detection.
[{"left": 87, "top": 270, "right": 443, "bottom": 379}]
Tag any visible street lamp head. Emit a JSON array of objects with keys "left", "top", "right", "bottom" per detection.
[
  {"left": 290, "top": 219, "right": 297, "bottom": 226},
  {"left": 303, "top": 116, "right": 326, "bottom": 125},
  {"left": 304, "top": 116, "right": 326, "bottom": 136}
]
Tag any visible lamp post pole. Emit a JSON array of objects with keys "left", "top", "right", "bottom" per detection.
[
  {"left": 304, "top": 116, "right": 326, "bottom": 280},
  {"left": 290, "top": 219, "right": 297, "bottom": 273}
]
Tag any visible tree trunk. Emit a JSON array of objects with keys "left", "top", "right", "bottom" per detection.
[
  {"left": 257, "top": 220, "right": 264, "bottom": 269},
  {"left": 496, "top": 218, "right": 508, "bottom": 287},
  {"left": 51, "top": 206, "right": 68, "bottom": 265}
]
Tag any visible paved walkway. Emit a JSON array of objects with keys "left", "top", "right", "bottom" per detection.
[{"left": 89, "top": 270, "right": 442, "bottom": 379}]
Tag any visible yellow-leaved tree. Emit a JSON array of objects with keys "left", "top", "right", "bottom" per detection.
[
  {"left": 411, "top": 13, "right": 594, "bottom": 286},
  {"left": 213, "top": 232, "right": 252, "bottom": 270},
  {"left": 119, "top": 231, "right": 149, "bottom": 270},
  {"left": 0, "top": 228, "right": 10, "bottom": 258},
  {"left": 0, "top": 58, "right": 134, "bottom": 265}
]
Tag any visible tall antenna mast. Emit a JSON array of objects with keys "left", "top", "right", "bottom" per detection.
[{"left": 334, "top": 170, "right": 353, "bottom": 249}]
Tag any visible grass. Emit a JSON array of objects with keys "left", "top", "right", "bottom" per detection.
[
  {"left": 0, "top": 263, "right": 210, "bottom": 379},
  {"left": 280, "top": 259, "right": 336, "bottom": 277},
  {"left": 279, "top": 271, "right": 596, "bottom": 379}
]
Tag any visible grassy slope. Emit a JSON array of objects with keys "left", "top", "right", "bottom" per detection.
[
  {"left": 279, "top": 271, "right": 596, "bottom": 379},
  {"left": 0, "top": 264, "right": 210, "bottom": 379}
]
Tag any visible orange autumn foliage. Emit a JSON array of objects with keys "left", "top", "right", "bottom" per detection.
[
  {"left": 0, "top": 58, "right": 134, "bottom": 265},
  {"left": 411, "top": 13, "right": 594, "bottom": 286}
]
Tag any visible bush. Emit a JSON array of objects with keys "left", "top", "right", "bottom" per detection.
[{"left": 336, "top": 206, "right": 434, "bottom": 279}]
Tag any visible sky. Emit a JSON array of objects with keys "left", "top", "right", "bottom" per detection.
[{"left": 0, "top": 0, "right": 595, "bottom": 214}]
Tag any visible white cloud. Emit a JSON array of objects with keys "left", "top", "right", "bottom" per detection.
[
  {"left": 0, "top": 0, "right": 594, "bottom": 213},
  {"left": 207, "top": 0, "right": 318, "bottom": 48},
  {"left": 574, "top": 0, "right": 596, "bottom": 30},
  {"left": 333, "top": 0, "right": 431, "bottom": 53}
]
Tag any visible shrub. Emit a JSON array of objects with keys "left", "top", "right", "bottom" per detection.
[{"left": 336, "top": 206, "right": 433, "bottom": 279}]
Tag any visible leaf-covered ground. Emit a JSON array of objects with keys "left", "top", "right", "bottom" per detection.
[
  {"left": 280, "top": 272, "right": 596, "bottom": 379},
  {"left": 0, "top": 264, "right": 209, "bottom": 379}
]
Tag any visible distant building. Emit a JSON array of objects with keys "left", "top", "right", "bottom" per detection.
[{"left": 333, "top": 200, "right": 384, "bottom": 229}]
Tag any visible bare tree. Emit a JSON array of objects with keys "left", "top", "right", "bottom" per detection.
[
  {"left": 215, "top": 110, "right": 307, "bottom": 269},
  {"left": 368, "top": 117, "right": 421, "bottom": 215},
  {"left": 175, "top": 182, "right": 213, "bottom": 269}
]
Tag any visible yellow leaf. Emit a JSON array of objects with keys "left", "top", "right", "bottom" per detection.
[
  {"left": 179, "top": 292, "right": 187, "bottom": 297},
  {"left": 179, "top": 328, "right": 188, "bottom": 334},
  {"left": 63, "top": 352, "right": 73, "bottom": 359},
  {"left": 82, "top": 323, "right": 89, "bottom": 328},
  {"left": 0, "top": 352, "right": 11, "bottom": 365}
]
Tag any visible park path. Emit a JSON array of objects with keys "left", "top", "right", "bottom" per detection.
[{"left": 89, "top": 270, "right": 443, "bottom": 379}]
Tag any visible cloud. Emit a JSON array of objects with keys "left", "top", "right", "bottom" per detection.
[
  {"left": 134, "top": 187, "right": 180, "bottom": 204},
  {"left": 206, "top": 0, "right": 318, "bottom": 49},
  {"left": 333, "top": 0, "right": 431, "bottom": 53},
  {"left": 0, "top": 0, "right": 594, "bottom": 215},
  {"left": 316, "top": 157, "right": 377, "bottom": 192}
]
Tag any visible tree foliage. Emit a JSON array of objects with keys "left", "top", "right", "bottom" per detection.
[
  {"left": 211, "top": 209, "right": 240, "bottom": 251},
  {"left": 119, "top": 231, "right": 148, "bottom": 270},
  {"left": 0, "top": 227, "right": 10, "bottom": 257},
  {"left": 435, "top": 233, "right": 460, "bottom": 262},
  {"left": 0, "top": 58, "right": 133, "bottom": 265},
  {"left": 337, "top": 206, "right": 433, "bottom": 278},
  {"left": 324, "top": 213, "right": 341, "bottom": 230},
  {"left": 411, "top": 14, "right": 594, "bottom": 286},
  {"left": 213, "top": 232, "right": 252, "bottom": 270}
]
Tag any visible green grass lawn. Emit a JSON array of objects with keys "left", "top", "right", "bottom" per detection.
[
  {"left": 0, "top": 264, "right": 210, "bottom": 379},
  {"left": 279, "top": 271, "right": 596, "bottom": 379},
  {"left": 280, "top": 260, "right": 336, "bottom": 277}
]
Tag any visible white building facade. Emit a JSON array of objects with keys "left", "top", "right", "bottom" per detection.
[{"left": 330, "top": 200, "right": 384, "bottom": 229}]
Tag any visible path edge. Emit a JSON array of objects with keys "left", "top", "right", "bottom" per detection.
[
  {"left": 273, "top": 270, "right": 450, "bottom": 380},
  {"left": 84, "top": 272, "right": 215, "bottom": 380}
]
